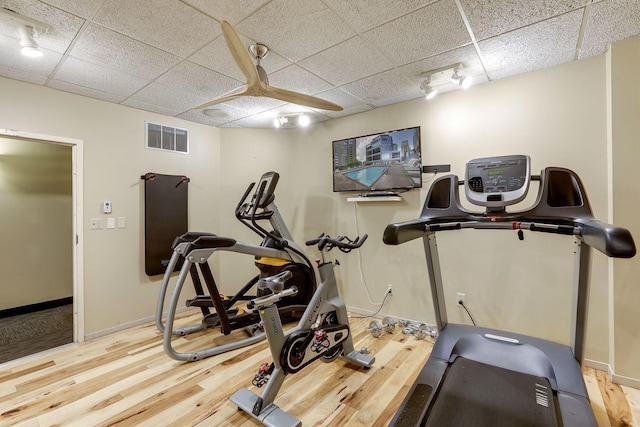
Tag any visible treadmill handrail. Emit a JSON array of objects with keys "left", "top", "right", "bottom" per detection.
[{"left": 383, "top": 166, "right": 636, "bottom": 259}]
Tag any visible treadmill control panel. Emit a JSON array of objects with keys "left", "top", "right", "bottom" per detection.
[{"left": 465, "top": 155, "right": 530, "bottom": 208}]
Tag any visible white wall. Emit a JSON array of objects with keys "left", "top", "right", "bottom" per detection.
[{"left": 0, "top": 137, "right": 72, "bottom": 310}]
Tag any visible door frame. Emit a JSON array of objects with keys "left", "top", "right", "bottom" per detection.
[{"left": 0, "top": 128, "right": 84, "bottom": 342}]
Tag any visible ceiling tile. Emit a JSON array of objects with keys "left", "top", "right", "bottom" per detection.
[
  {"left": 323, "top": 0, "right": 439, "bottom": 33},
  {"left": 0, "top": 0, "right": 84, "bottom": 54},
  {"left": 478, "top": 10, "right": 583, "bottom": 80},
  {"left": 268, "top": 64, "right": 333, "bottom": 96},
  {"left": 125, "top": 82, "right": 210, "bottom": 113},
  {"left": 48, "top": 79, "right": 127, "bottom": 103},
  {"left": 313, "top": 87, "right": 368, "bottom": 110},
  {"left": 120, "top": 98, "right": 183, "bottom": 117},
  {"left": 341, "top": 69, "right": 416, "bottom": 104},
  {"left": 0, "top": 64, "right": 48, "bottom": 84},
  {"left": 458, "top": 0, "right": 586, "bottom": 41},
  {"left": 363, "top": 0, "right": 471, "bottom": 65},
  {"left": 156, "top": 61, "right": 243, "bottom": 99},
  {"left": 235, "top": 0, "right": 356, "bottom": 62},
  {"left": 39, "top": 0, "right": 104, "bottom": 18},
  {"left": 1, "top": 0, "right": 638, "bottom": 129},
  {"left": 580, "top": 0, "right": 640, "bottom": 58},
  {"left": 93, "top": 0, "right": 220, "bottom": 58},
  {"left": 181, "top": 0, "right": 270, "bottom": 24},
  {"left": 298, "top": 36, "right": 394, "bottom": 86},
  {"left": 70, "top": 23, "right": 181, "bottom": 80},
  {"left": 53, "top": 56, "right": 148, "bottom": 96}
]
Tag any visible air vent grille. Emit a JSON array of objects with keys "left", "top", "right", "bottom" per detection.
[{"left": 146, "top": 122, "right": 188, "bottom": 154}]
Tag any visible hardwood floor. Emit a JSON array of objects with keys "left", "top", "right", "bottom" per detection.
[{"left": 0, "top": 309, "right": 638, "bottom": 426}]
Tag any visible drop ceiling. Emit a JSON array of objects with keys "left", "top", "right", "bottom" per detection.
[{"left": 0, "top": 0, "right": 638, "bottom": 128}]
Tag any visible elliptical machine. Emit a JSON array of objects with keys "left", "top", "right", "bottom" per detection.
[
  {"left": 230, "top": 233, "right": 375, "bottom": 427},
  {"left": 156, "top": 171, "right": 316, "bottom": 362}
]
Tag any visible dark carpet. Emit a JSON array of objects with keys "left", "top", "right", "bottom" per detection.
[{"left": 0, "top": 304, "right": 73, "bottom": 364}]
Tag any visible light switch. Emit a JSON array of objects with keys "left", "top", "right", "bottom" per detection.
[
  {"left": 107, "top": 217, "right": 116, "bottom": 229},
  {"left": 90, "top": 218, "right": 103, "bottom": 230},
  {"left": 117, "top": 217, "right": 126, "bottom": 229}
]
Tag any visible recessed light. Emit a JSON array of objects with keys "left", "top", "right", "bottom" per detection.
[{"left": 203, "top": 108, "right": 229, "bottom": 119}]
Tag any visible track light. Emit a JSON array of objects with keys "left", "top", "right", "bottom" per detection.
[
  {"left": 273, "top": 116, "right": 288, "bottom": 128},
  {"left": 419, "top": 78, "right": 438, "bottom": 100},
  {"left": 273, "top": 113, "right": 310, "bottom": 128},
  {"left": 298, "top": 114, "right": 310, "bottom": 127},
  {"left": 451, "top": 69, "right": 472, "bottom": 89},
  {"left": 18, "top": 25, "right": 42, "bottom": 57}
]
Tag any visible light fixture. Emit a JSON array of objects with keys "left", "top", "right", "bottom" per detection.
[
  {"left": 451, "top": 69, "right": 472, "bottom": 89},
  {"left": 273, "top": 113, "right": 310, "bottom": 128},
  {"left": 419, "top": 63, "right": 474, "bottom": 99},
  {"left": 298, "top": 114, "right": 310, "bottom": 127},
  {"left": 419, "top": 78, "right": 438, "bottom": 100},
  {"left": 18, "top": 25, "right": 42, "bottom": 57},
  {"left": 0, "top": 8, "right": 50, "bottom": 58},
  {"left": 203, "top": 108, "right": 229, "bottom": 119}
]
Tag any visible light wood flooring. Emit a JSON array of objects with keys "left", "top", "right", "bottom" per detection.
[{"left": 1, "top": 309, "right": 638, "bottom": 426}]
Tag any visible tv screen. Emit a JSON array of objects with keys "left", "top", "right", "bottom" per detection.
[{"left": 332, "top": 126, "right": 422, "bottom": 193}]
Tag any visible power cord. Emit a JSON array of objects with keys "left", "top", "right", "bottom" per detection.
[
  {"left": 350, "top": 288, "right": 393, "bottom": 319},
  {"left": 352, "top": 202, "right": 388, "bottom": 306},
  {"left": 459, "top": 300, "right": 477, "bottom": 326}
]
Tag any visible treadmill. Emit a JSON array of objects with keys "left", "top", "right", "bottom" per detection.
[{"left": 383, "top": 155, "right": 636, "bottom": 427}]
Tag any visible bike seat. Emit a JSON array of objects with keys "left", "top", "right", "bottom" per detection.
[{"left": 257, "top": 270, "right": 293, "bottom": 293}]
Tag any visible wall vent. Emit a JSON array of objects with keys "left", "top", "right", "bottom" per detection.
[{"left": 146, "top": 122, "right": 189, "bottom": 154}]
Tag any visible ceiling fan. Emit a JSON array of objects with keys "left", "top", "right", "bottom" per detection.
[{"left": 196, "top": 21, "right": 343, "bottom": 112}]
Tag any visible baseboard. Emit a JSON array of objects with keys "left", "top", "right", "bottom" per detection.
[
  {"left": 346, "top": 306, "right": 434, "bottom": 327},
  {"left": 84, "top": 306, "right": 190, "bottom": 341},
  {"left": 583, "top": 358, "right": 610, "bottom": 373},
  {"left": 0, "top": 297, "right": 73, "bottom": 319},
  {"left": 611, "top": 373, "right": 640, "bottom": 389},
  {"left": 581, "top": 359, "right": 640, "bottom": 388}
]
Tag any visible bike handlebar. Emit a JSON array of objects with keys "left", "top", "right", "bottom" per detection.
[{"left": 305, "top": 233, "right": 368, "bottom": 252}]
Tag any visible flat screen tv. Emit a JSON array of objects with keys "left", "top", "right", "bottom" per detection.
[{"left": 332, "top": 126, "right": 422, "bottom": 193}]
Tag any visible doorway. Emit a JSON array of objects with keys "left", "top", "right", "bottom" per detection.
[{"left": 0, "top": 129, "right": 83, "bottom": 362}]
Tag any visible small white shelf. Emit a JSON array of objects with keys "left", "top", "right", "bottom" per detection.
[{"left": 347, "top": 196, "right": 402, "bottom": 202}]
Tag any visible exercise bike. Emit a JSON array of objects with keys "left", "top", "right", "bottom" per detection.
[
  {"left": 155, "top": 171, "right": 316, "bottom": 362},
  {"left": 230, "top": 233, "right": 376, "bottom": 427}
]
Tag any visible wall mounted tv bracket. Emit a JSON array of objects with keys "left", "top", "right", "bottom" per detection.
[{"left": 464, "top": 154, "right": 531, "bottom": 212}]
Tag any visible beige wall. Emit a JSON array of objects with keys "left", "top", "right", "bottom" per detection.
[
  {"left": 610, "top": 36, "right": 640, "bottom": 381},
  {"left": 0, "top": 78, "right": 221, "bottom": 333},
  {"left": 0, "top": 33, "right": 637, "bottom": 381},
  {"left": 0, "top": 137, "right": 72, "bottom": 310},
  {"left": 280, "top": 54, "right": 612, "bottom": 364}
]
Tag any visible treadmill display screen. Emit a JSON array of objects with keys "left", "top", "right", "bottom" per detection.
[{"left": 465, "top": 155, "right": 530, "bottom": 208}]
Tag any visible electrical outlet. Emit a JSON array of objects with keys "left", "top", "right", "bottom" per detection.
[
  {"left": 456, "top": 292, "right": 465, "bottom": 305},
  {"left": 387, "top": 285, "right": 393, "bottom": 295}
]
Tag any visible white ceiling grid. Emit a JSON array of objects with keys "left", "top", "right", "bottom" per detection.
[{"left": 0, "top": 0, "right": 638, "bottom": 128}]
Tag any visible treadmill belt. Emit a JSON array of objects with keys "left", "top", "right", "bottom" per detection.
[{"left": 427, "top": 357, "right": 558, "bottom": 427}]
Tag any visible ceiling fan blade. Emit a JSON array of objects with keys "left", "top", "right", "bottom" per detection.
[
  {"left": 265, "top": 86, "right": 344, "bottom": 111},
  {"left": 195, "top": 90, "right": 247, "bottom": 110},
  {"left": 221, "top": 20, "right": 260, "bottom": 87}
]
